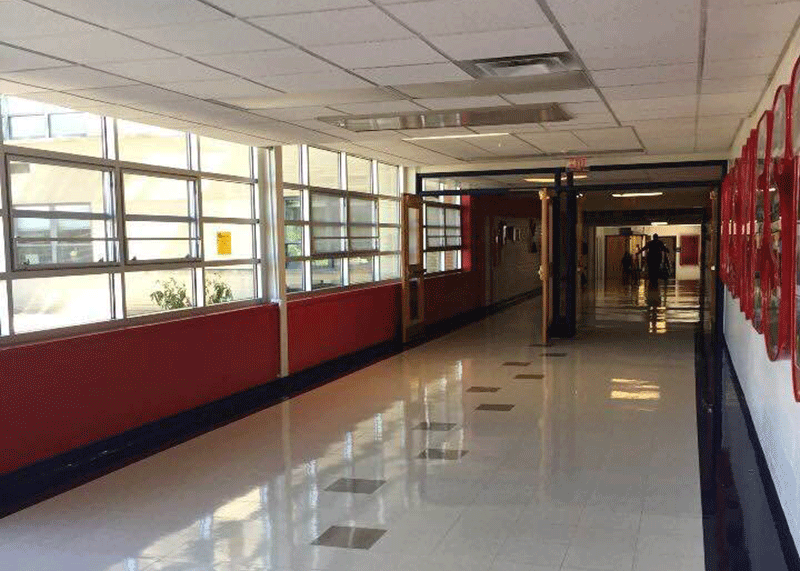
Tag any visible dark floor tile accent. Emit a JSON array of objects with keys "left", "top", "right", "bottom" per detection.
[
  {"left": 418, "top": 448, "right": 468, "bottom": 460},
  {"left": 311, "top": 525, "right": 386, "bottom": 549},
  {"left": 414, "top": 421, "right": 457, "bottom": 431},
  {"left": 503, "top": 361, "right": 531, "bottom": 366},
  {"left": 325, "top": 478, "right": 386, "bottom": 494},
  {"left": 529, "top": 343, "right": 549, "bottom": 347},
  {"left": 542, "top": 352, "right": 567, "bottom": 357},
  {"left": 476, "top": 404, "right": 515, "bottom": 411},
  {"left": 467, "top": 386, "right": 501, "bottom": 393},
  {"left": 514, "top": 374, "right": 544, "bottom": 380}
]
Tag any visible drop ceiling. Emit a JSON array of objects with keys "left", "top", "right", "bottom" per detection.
[{"left": 0, "top": 0, "right": 796, "bottom": 166}]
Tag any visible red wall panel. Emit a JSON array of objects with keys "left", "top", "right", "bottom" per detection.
[
  {"left": 287, "top": 284, "right": 401, "bottom": 374},
  {"left": 0, "top": 304, "right": 280, "bottom": 474}
]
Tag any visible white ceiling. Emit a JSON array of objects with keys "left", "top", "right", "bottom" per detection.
[{"left": 0, "top": 0, "right": 796, "bottom": 165}]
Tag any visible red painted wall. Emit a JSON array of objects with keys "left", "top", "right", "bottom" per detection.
[
  {"left": 0, "top": 304, "right": 280, "bottom": 475},
  {"left": 287, "top": 283, "right": 402, "bottom": 374}
]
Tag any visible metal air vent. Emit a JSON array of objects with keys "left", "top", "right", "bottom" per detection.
[{"left": 458, "top": 52, "right": 581, "bottom": 79}]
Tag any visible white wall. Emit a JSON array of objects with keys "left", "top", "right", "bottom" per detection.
[
  {"left": 724, "top": 291, "right": 800, "bottom": 553},
  {"left": 593, "top": 225, "right": 702, "bottom": 281}
]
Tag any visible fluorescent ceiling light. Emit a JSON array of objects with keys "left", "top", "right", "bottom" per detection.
[
  {"left": 611, "top": 192, "right": 664, "bottom": 198},
  {"left": 403, "top": 132, "right": 509, "bottom": 141},
  {"left": 524, "top": 173, "right": 588, "bottom": 183},
  {"left": 651, "top": 221, "right": 668, "bottom": 226}
]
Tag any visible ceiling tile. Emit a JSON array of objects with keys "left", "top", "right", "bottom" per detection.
[
  {"left": 581, "top": 41, "right": 697, "bottom": 70},
  {"left": 549, "top": 0, "right": 698, "bottom": 26},
  {"left": 213, "top": 0, "right": 369, "bottom": 17},
  {"left": 0, "top": 79, "right": 43, "bottom": 95},
  {"left": 704, "top": 31, "right": 790, "bottom": 61},
  {"left": 160, "top": 78, "right": 281, "bottom": 99},
  {"left": 127, "top": 18, "right": 289, "bottom": 55},
  {"left": 252, "top": 7, "right": 412, "bottom": 46},
  {"left": 330, "top": 100, "right": 425, "bottom": 114},
  {"left": 592, "top": 64, "right": 697, "bottom": 86},
  {"left": 565, "top": 10, "right": 698, "bottom": 52},
  {"left": 98, "top": 57, "right": 231, "bottom": 84},
  {"left": 409, "top": 138, "right": 499, "bottom": 160},
  {"left": 1, "top": 66, "right": 135, "bottom": 91},
  {"left": 314, "top": 38, "right": 447, "bottom": 68},
  {"left": 12, "top": 31, "right": 174, "bottom": 64},
  {"left": 699, "top": 92, "right": 759, "bottom": 115},
  {"left": 355, "top": 63, "right": 471, "bottom": 85},
  {"left": 471, "top": 122, "right": 546, "bottom": 133},
  {"left": 703, "top": 57, "right": 776, "bottom": 78},
  {"left": 503, "top": 89, "right": 600, "bottom": 105},
  {"left": 627, "top": 118, "right": 696, "bottom": 134},
  {"left": 707, "top": 2, "right": 800, "bottom": 38},
  {"left": 516, "top": 131, "right": 588, "bottom": 153},
  {"left": 17, "top": 90, "right": 108, "bottom": 110},
  {"left": 544, "top": 113, "right": 616, "bottom": 130},
  {"left": 701, "top": 76, "right": 768, "bottom": 94},
  {"left": 562, "top": 101, "right": 609, "bottom": 115},
  {"left": 67, "top": 84, "right": 194, "bottom": 105},
  {"left": 602, "top": 81, "right": 697, "bottom": 101},
  {"left": 199, "top": 48, "right": 333, "bottom": 77},
  {"left": 385, "top": 0, "right": 548, "bottom": 36},
  {"left": 399, "top": 127, "right": 475, "bottom": 137},
  {"left": 31, "top": 0, "right": 225, "bottom": 29},
  {"left": 573, "top": 126, "right": 641, "bottom": 150},
  {"left": 0, "top": 45, "right": 66, "bottom": 73},
  {"left": 253, "top": 106, "right": 341, "bottom": 121},
  {"left": 462, "top": 134, "right": 539, "bottom": 155},
  {"left": 412, "top": 95, "right": 509, "bottom": 110},
  {"left": 0, "top": 1, "right": 98, "bottom": 39},
  {"left": 262, "top": 70, "right": 371, "bottom": 93},
  {"left": 430, "top": 27, "right": 566, "bottom": 60}
]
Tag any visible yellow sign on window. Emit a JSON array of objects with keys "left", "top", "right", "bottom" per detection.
[{"left": 217, "top": 231, "right": 232, "bottom": 255}]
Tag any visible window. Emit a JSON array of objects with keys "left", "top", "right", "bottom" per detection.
[
  {"left": 282, "top": 146, "right": 401, "bottom": 292},
  {"left": 424, "top": 190, "right": 463, "bottom": 274},
  {"left": 0, "top": 99, "right": 260, "bottom": 340}
]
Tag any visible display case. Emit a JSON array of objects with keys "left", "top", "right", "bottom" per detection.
[
  {"left": 790, "top": 57, "right": 800, "bottom": 398},
  {"left": 741, "top": 133, "right": 756, "bottom": 315},
  {"left": 765, "top": 85, "right": 794, "bottom": 360},
  {"left": 751, "top": 113, "right": 772, "bottom": 333},
  {"left": 721, "top": 174, "right": 731, "bottom": 285}
]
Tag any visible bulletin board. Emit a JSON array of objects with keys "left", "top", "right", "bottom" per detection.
[{"left": 680, "top": 235, "right": 699, "bottom": 266}]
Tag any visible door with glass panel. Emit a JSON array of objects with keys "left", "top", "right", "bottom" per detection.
[{"left": 402, "top": 194, "right": 424, "bottom": 342}]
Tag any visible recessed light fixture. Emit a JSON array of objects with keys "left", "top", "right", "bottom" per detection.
[
  {"left": 403, "top": 132, "right": 509, "bottom": 141},
  {"left": 611, "top": 192, "right": 664, "bottom": 198},
  {"left": 524, "top": 173, "right": 588, "bottom": 183},
  {"left": 651, "top": 221, "right": 668, "bottom": 226}
]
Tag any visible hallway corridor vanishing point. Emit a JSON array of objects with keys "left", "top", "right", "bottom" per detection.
[{"left": 0, "top": 285, "right": 704, "bottom": 571}]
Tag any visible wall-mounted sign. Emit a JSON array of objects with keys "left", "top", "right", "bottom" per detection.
[
  {"left": 567, "top": 157, "right": 587, "bottom": 172},
  {"left": 216, "top": 231, "right": 232, "bottom": 256}
]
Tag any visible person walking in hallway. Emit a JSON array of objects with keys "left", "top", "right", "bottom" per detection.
[{"left": 640, "top": 233, "right": 670, "bottom": 287}]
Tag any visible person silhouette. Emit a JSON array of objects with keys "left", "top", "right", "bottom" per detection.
[{"left": 640, "top": 234, "right": 670, "bottom": 287}]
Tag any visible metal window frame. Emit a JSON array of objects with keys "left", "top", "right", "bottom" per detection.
[{"left": 422, "top": 195, "right": 463, "bottom": 274}]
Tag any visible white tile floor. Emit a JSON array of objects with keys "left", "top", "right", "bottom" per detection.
[{"left": 0, "top": 284, "right": 704, "bottom": 571}]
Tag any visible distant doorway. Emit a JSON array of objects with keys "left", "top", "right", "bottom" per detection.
[{"left": 605, "top": 234, "right": 646, "bottom": 281}]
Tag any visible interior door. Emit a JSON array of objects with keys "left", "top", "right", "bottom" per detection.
[
  {"left": 540, "top": 190, "right": 552, "bottom": 345},
  {"left": 605, "top": 235, "right": 628, "bottom": 280},
  {"left": 402, "top": 194, "right": 425, "bottom": 343}
]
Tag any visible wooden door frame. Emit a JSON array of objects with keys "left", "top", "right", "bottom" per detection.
[{"left": 401, "top": 194, "right": 425, "bottom": 343}]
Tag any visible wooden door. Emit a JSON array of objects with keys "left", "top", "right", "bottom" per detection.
[
  {"left": 541, "top": 190, "right": 552, "bottom": 345},
  {"left": 402, "top": 194, "right": 425, "bottom": 343},
  {"left": 605, "top": 235, "right": 628, "bottom": 280}
]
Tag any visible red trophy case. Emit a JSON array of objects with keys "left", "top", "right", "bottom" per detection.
[
  {"left": 765, "top": 85, "right": 794, "bottom": 360},
  {"left": 752, "top": 112, "right": 773, "bottom": 334},
  {"left": 791, "top": 57, "right": 800, "bottom": 399},
  {"left": 730, "top": 161, "right": 741, "bottom": 297},
  {"left": 721, "top": 174, "right": 731, "bottom": 285},
  {"left": 742, "top": 133, "right": 756, "bottom": 316}
]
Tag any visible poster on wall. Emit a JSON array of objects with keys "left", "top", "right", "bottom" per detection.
[{"left": 680, "top": 235, "right": 699, "bottom": 266}]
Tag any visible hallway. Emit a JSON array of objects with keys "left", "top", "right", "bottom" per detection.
[{"left": 0, "top": 291, "right": 704, "bottom": 571}]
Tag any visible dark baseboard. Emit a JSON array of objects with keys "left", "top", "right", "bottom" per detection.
[{"left": 0, "top": 290, "right": 542, "bottom": 519}]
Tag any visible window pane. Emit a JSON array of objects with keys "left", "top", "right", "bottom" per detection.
[
  {"left": 350, "top": 226, "right": 377, "bottom": 252},
  {"left": 308, "top": 147, "right": 340, "bottom": 188},
  {"left": 445, "top": 208, "right": 460, "bottom": 227},
  {"left": 347, "top": 156, "right": 371, "bottom": 192},
  {"left": 205, "top": 265, "right": 255, "bottom": 304},
  {"left": 284, "top": 188, "right": 303, "bottom": 221},
  {"left": 9, "top": 160, "right": 109, "bottom": 214},
  {"left": 0, "top": 280, "right": 8, "bottom": 336},
  {"left": 443, "top": 195, "right": 461, "bottom": 205},
  {"left": 349, "top": 197, "right": 376, "bottom": 225},
  {"left": 15, "top": 217, "right": 116, "bottom": 266},
  {"left": 378, "top": 163, "right": 399, "bottom": 196},
  {"left": 126, "top": 269, "right": 194, "bottom": 316},
  {"left": 282, "top": 145, "right": 300, "bottom": 184},
  {"left": 426, "top": 251, "right": 443, "bottom": 273},
  {"left": 379, "top": 199, "right": 399, "bottom": 224},
  {"left": 426, "top": 206, "right": 444, "bottom": 226},
  {"left": 446, "top": 227, "right": 461, "bottom": 247},
  {"left": 12, "top": 274, "right": 112, "bottom": 333},
  {"left": 380, "top": 227, "right": 400, "bottom": 252},
  {"left": 126, "top": 221, "right": 196, "bottom": 261},
  {"left": 426, "top": 233, "right": 445, "bottom": 248},
  {"left": 349, "top": 256, "right": 374, "bottom": 284},
  {"left": 199, "top": 137, "right": 251, "bottom": 177},
  {"left": 311, "top": 258, "right": 343, "bottom": 289},
  {"left": 285, "top": 224, "right": 304, "bottom": 258},
  {"left": 2, "top": 97, "right": 104, "bottom": 157},
  {"left": 203, "top": 222, "right": 255, "bottom": 261},
  {"left": 444, "top": 250, "right": 460, "bottom": 271},
  {"left": 117, "top": 119, "right": 188, "bottom": 169},
  {"left": 311, "top": 194, "right": 344, "bottom": 224},
  {"left": 124, "top": 173, "right": 193, "bottom": 217},
  {"left": 0, "top": 218, "right": 6, "bottom": 270},
  {"left": 380, "top": 254, "right": 400, "bottom": 280},
  {"left": 312, "top": 226, "right": 346, "bottom": 253},
  {"left": 202, "top": 180, "right": 253, "bottom": 219},
  {"left": 286, "top": 259, "right": 304, "bottom": 293}
]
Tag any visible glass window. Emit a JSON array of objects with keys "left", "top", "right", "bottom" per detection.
[
  {"left": 308, "top": 147, "right": 340, "bottom": 188},
  {"left": 349, "top": 256, "right": 374, "bottom": 285},
  {"left": 9, "top": 160, "right": 109, "bottom": 214},
  {"left": 124, "top": 173, "right": 194, "bottom": 217},
  {"left": 199, "top": 137, "right": 251, "bottom": 177},
  {"left": 311, "top": 258, "right": 343, "bottom": 289},
  {"left": 426, "top": 205, "right": 444, "bottom": 226},
  {"left": 126, "top": 222, "right": 197, "bottom": 262},
  {"left": 286, "top": 259, "right": 304, "bottom": 293},
  {"left": 349, "top": 197, "right": 376, "bottom": 225},
  {"left": 380, "top": 227, "right": 400, "bottom": 252},
  {"left": 311, "top": 193, "right": 344, "bottom": 224},
  {"left": 203, "top": 222, "right": 255, "bottom": 261},
  {"left": 347, "top": 156, "right": 371, "bottom": 192},
  {"left": 117, "top": 119, "right": 188, "bottom": 169},
  {"left": 205, "top": 265, "right": 256, "bottom": 304},
  {"left": 312, "top": 226, "right": 346, "bottom": 254},
  {"left": 284, "top": 188, "right": 303, "bottom": 221},
  {"left": 0, "top": 280, "right": 8, "bottom": 336},
  {"left": 423, "top": 201, "right": 462, "bottom": 275},
  {"left": 282, "top": 145, "right": 300, "bottom": 184},
  {"left": 426, "top": 251, "right": 443, "bottom": 273},
  {"left": 285, "top": 224, "right": 303, "bottom": 258},
  {"left": 125, "top": 269, "right": 195, "bottom": 316},
  {"left": 350, "top": 226, "right": 377, "bottom": 252},
  {"left": 444, "top": 250, "right": 461, "bottom": 272},
  {"left": 2, "top": 96, "right": 104, "bottom": 157},
  {"left": 14, "top": 217, "right": 116, "bottom": 266},
  {"left": 12, "top": 274, "right": 112, "bottom": 333},
  {"left": 202, "top": 180, "right": 253, "bottom": 219},
  {"left": 379, "top": 199, "right": 399, "bottom": 224},
  {"left": 378, "top": 163, "right": 399, "bottom": 196},
  {"left": 380, "top": 254, "right": 400, "bottom": 280}
]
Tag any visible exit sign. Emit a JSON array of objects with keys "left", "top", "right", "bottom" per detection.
[{"left": 567, "top": 157, "right": 587, "bottom": 171}]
